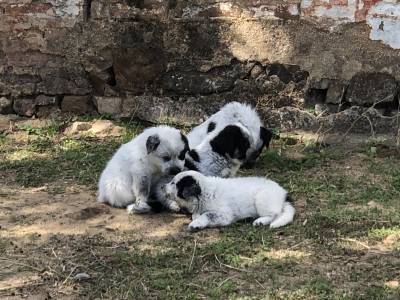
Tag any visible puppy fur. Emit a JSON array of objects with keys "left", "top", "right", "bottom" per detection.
[
  {"left": 185, "top": 123, "right": 251, "bottom": 177},
  {"left": 185, "top": 102, "right": 273, "bottom": 177},
  {"left": 165, "top": 171, "right": 295, "bottom": 231},
  {"left": 187, "top": 101, "right": 273, "bottom": 164},
  {"left": 97, "top": 126, "right": 189, "bottom": 213}
]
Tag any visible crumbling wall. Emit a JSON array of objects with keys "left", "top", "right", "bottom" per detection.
[{"left": 0, "top": 0, "right": 399, "bottom": 133}]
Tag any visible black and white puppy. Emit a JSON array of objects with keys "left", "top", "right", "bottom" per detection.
[
  {"left": 165, "top": 171, "right": 295, "bottom": 231},
  {"left": 185, "top": 102, "right": 273, "bottom": 177},
  {"left": 97, "top": 126, "right": 189, "bottom": 213}
]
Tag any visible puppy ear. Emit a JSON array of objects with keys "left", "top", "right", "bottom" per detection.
[
  {"left": 260, "top": 127, "right": 273, "bottom": 149},
  {"left": 210, "top": 125, "right": 250, "bottom": 160},
  {"left": 176, "top": 175, "right": 201, "bottom": 199},
  {"left": 146, "top": 134, "right": 160, "bottom": 154}
]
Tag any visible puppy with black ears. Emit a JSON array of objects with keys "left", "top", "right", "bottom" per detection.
[
  {"left": 187, "top": 101, "right": 273, "bottom": 168},
  {"left": 97, "top": 126, "right": 189, "bottom": 213},
  {"left": 185, "top": 102, "right": 274, "bottom": 177},
  {"left": 165, "top": 171, "right": 295, "bottom": 231}
]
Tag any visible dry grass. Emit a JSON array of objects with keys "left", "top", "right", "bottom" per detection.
[{"left": 0, "top": 117, "right": 399, "bottom": 299}]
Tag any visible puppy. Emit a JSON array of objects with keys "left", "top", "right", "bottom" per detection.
[
  {"left": 185, "top": 102, "right": 273, "bottom": 177},
  {"left": 187, "top": 101, "right": 273, "bottom": 166},
  {"left": 165, "top": 171, "right": 295, "bottom": 231},
  {"left": 97, "top": 126, "right": 189, "bottom": 213}
]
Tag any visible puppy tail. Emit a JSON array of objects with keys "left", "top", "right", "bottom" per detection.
[{"left": 270, "top": 198, "right": 295, "bottom": 228}]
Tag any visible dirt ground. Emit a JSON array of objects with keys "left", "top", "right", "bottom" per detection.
[{"left": 0, "top": 117, "right": 399, "bottom": 299}]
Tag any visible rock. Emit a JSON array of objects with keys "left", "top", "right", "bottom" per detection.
[
  {"left": 315, "top": 103, "right": 328, "bottom": 116},
  {"left": 0, "top": 97, "right": 13, "bottom": 114},
  {"left": 35, "top": 95, "right": 58, "bottom": 106},
  {"left": 13, "top": 99, "right": 36, "bottom": 117},
  {"left": 113, "top": 45, "right": 166, "bottom": 92},
  {"left": 256, "top": 75, "right": 285, "bottom": 93},
  {"left": 161, "top": 62, "right": 249, "bottom": 95},
  {"left": 385, "top": 281, "right": 399, "bottom": 289},
  {"left": 64, "top": 120, "right": 123, "bottom": 137},
  {"left": 121, "top": 95, "right": 207, "bottom": 125},
  {"left": 74, "top": 273, "right": 90, "bottom": 281},
  {"left": 61, "top": 96, "right": 93, "bottom": 114},
  {"left": 64, "top": 122, "right": 92, "bottom": 134},
  {"left": 345, "top": 72, "right": 398, "bottom": 106},
  {"left": 161, "top": 71, "right": 235, "bottom": 95},
  {"left": 94, "top": 96, "right": 122, "bottom": 115},
  {"left": 37, "top": 66, "right": 91, "bottom": 95},
  {"left": 264, "top": 106, "right": 317, "bottom": 131},
  {"left": 250, "top": 64, "right": 264, "bottom": 79},
  {"left": 265, "top": 64, "right": 306, "bottom": 84},
  {"left": 36, "top": 106, "right": 62, "bottom": 118},
  {"left": 326, "top": 80, "right": 346, "bottom": 104},
  {"left": 89, "top": 120, "right": 123, "bottom": 136},
  {"left": 319, "top": 106, "right": 399, "bottom": 134}
]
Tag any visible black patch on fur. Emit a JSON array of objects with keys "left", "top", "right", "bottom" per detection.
[
  {"left": 179, "top": 133, "right": 190, "bottom": 160},
  {"left": 176, "top": 175, "right": 201, "bottom": 199},
  {"left": 285, "top": 194, "right": 294, "bottom": 203},
  {"left": 260, "top": 127, "right": 273, "bottom": 149},
  {"left": 210, "top": 125, "right": 250, "bottom": 160},
  {"left": 205, "top": 212, "right": 219, "bottom": 222},
  {"left": 147, "top": 200, "right": 165, "bottom": 213},
  {"left": 207, "top": 121, "right": 216, "bottom": 133},
  {"left": 188, "top": 149, "right": 200, "bottom": 162},
  {"left": 184, "top": 159, "right": 199, "bottom": 171},
  {"left": 146, "top": 135, "right": 160, "bottom": 154}
]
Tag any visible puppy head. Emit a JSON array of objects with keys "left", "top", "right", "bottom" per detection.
[
  {"left": 146, "top": 128, "right": 190, "bottom": 175},
  {"left": 165, "top": 171, "right": 202, "bottom": 213},
  {"left": 209, "top": 124, "right": 251, "bottom": 161},
  {"left": 244, "top": 127, "right": 274, "bottom": 166}
]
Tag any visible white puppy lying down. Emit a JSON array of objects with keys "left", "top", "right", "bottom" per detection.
[
  {"left": 98, "top": 126, "right": 189, "bottom": 213},
  {"left": 165, "top": 171, "right": 295, "bottom": 231}
]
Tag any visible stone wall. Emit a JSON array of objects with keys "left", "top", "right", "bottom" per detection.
[{"left": 1, "top": 0, "right": 400, "bottom": 134}]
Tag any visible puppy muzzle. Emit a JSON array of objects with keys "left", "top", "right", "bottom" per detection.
[{"left": 169, "top": 167, "right": 181, "bottom": 175}]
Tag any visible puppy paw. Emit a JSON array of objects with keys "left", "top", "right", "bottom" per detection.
[
  {"left": 187, "top": 221, "right": 205, "bottom": 232},
  {"left": 187, "top": 224, "right": 202, "bottom": 232},
  {"left": 167, "top": 201, "right": 181, "bottom": 213},
  {"left": 127, "top": 201, "right": 152, "bottom": 214}
]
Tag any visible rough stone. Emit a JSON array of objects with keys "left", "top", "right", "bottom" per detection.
[
  {"left": 13, "top": 98, "right": 36, "bottom": 117},
  {"left": 61, "top": 96, "right": 93, "bottom": 114},
  {"left": 345, "top": 72, "right": 398, "bottom": 106},
  {"left": 250, "top": 64, "right": 264, "bottom": 79},
  {"left": 64, "top": 120, "right": 123, "bottom": 137},
  {"left": 121, "top": 96, "right": 208, "bottom": 125},
  {"left": 35, "top": 95, "right": 58, "bottom": 106},
  {"left": 319, "top": 106, "right": 400, "bottom": 134},
  {"left": 264, "top": 106, "right": 317, "bottom": 131},
  {"left": 113, "top": 46, "right": 166, "bottom": 93},
  {"left": 0, "top": 97, "right": 13, "bottom": 114},
  {"left": 161, "top": 62, "right": 251, "bottom": 95},
  {"left": 326, "top": 80, "right": 346, "bottom": 104},
  {"left": 94, "top": 96, "right": 122, "bottom": 115}
]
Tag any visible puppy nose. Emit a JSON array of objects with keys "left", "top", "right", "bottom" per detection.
[{"left": 169, "top": 167, "right": 181, "bottom": 175}]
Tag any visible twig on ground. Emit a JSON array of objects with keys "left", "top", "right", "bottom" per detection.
[
  {"left": 215, "top": 255, "right": 250, "bottom": 273},
  {"left": 340, "top": 237, "right": 370, "bottom": 250},
  {"left": 0, "top": 257, "right": 43, "bottom": 273},
  {"left": 61, "top": 267, "right": 76, "bottom": 286},
  {"left": 218, "top": 275, "right": 237, "bottom": 288},
  {"left": 188, "top": 239, "right": 197, "bottom": 271}
]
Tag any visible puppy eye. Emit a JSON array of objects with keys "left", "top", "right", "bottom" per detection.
[{"left": 162, "top": 156, "right": 171, "bottom": 162}]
